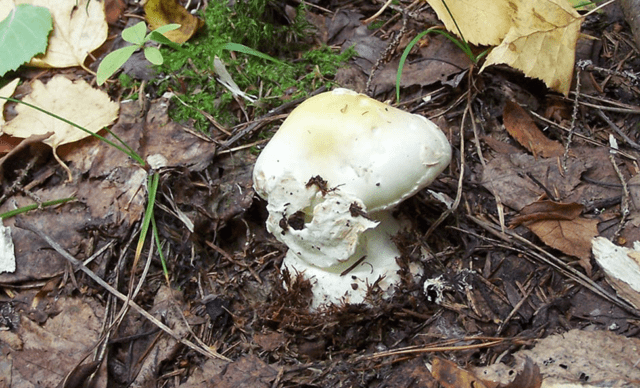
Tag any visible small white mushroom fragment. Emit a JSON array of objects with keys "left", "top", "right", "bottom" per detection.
[{"left": 252, "top": 88, "right": 451, "bottom": 309}]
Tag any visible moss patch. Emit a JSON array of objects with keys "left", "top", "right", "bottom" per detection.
[{"left": 156, "top": 0, "right": 354, "bottom": 132}]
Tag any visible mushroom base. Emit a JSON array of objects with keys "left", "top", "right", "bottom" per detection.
[{"left": 282, "top": 211, "right": 411, "bottom": 310}]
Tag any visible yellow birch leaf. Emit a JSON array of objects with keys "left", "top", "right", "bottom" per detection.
[
  {"left": 426, "top": 0, "right": 582, "bottom": 95},
  {"left": 15, "top": 0, "right": 108, "bottom": 68},
  {"left": 2, "top": 76, "right": 118, "bottom": 178},
  {"left": 426, "top": 0, "right": 511, "bottom": 46},
  {"left": 143, "top": 0, "right": 203, "bottom": 44},
  {"left": 481, "top": 0, "right": 581, "bottom": 95},
  {"left": 0, "top": 78, "right": 20, "bottom": 128}
]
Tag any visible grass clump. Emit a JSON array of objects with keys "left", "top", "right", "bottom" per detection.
[{"left": 156, "top": 0, "right": 354, "bottom": 132}]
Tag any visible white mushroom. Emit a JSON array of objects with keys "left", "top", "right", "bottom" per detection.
[{"left": 253, "top": 88, "right": 451, "bottom": 309}]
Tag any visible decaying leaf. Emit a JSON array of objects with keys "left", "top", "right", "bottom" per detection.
[
  {"left": 527, "top": 217, "right": 598, "bottom": 274},
  {"left": 592, "top": 237, "right": 640, "bottom": 310},
  {"left": 518, "top": 329, "right": 640, "bottom": 386},
  {"left": 209, "top": 354, "right": 277, "bottom": 388},
  {"left": 474, "top": 356, "right": 542, "bottom": 388},
  {"left": 481, "top": 153, "right": 587, "bottom": 211},
  {"left": 510, "top": 200, "right": 583, "bottom": 226},
  {"left": 432, "top": 357, "right": 490, "bottom": 388},
  {"left": 503, "top": 100, "right": 564, "bottom": 158},
  {"left": 17, "top": 0, "right": 108, "bottom": 68},
  {"left": 0, "top": 296, "right": 107, "bottom": 387},
  {"left": 426, "top": 0, "right": 582, "bottom": 95},
  {"left": 144, "top": 0, "right": 204, "bottom": 44},
  {"left": 2, "top": 75, "right": 119, "bottom": 179}
]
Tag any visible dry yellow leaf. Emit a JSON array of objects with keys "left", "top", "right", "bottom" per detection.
[
  {"left": 426, "top": 0, "right": 582, "bottom": 95},
  {"left": 14, "top": 0, "right": 107, "bottom": 68},
  {"left": 426, "top": 0, "right": 511, "bottom": 46},
  {"left": 0, "top": 78, "right": 19, "bottom": 128},
  {"left": 0, "top": 0, "right": 13, "bottom": 20},
  {"left": 2, "top": 76, "right": 118, "bottom": 179},
  {"left": 143, "top": 0, "right": 204, "bottom": 44}
]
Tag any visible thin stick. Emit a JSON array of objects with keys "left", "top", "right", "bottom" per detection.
[
  {"left": 362, "top": 0, "right": 394, "bottom": 24},
  {"left": 562, "top": 64, "right": 581, "bottom": 171},
  {"left": 597, "top": 109, "right": 640, "bottom": 151},
  {"left": 608, "top": 137, "right": 630, "bottom": 239}
]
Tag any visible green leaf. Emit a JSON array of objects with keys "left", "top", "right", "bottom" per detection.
[
  {"left": 122, "top": 21, "right": 147, "bottom": 45},
  {"left": 220, "top": 42, "right": 287, "bottom": 66},
  {"left": 149, "top": 23, "right": 181, "bottom": 37},
  {"left": 148, "top": 31, "right": 182, "bottom": 51},
  {"left": 144, "top": 46, "right": 163, "bottom": 65},
  {"left": 0, "top": 5, "right": 52, "bottom": 76},
  {"left": 96, "top": 45, "right": 138, "bottom": 85}
]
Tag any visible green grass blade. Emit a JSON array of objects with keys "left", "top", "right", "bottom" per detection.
[
  {"left": 151, "top": 215, "right": 170, "bottom": 285},
  {"left": 396, "top": 27, "right": 483, "bottom": 102},
  {"left": 396, "top": 29, "right": 433, "bottom": 103},
  {"left": 440, "top": 0, "right": 468, "bottom": 48},
  {"left": 0, "top": 197, "right": 76, "bottom": 219},
  {"left": 220, "top": 42, "right": 287, "bottom": 66},
  {"left": 134, "top": 172, "right": 159, "bottom": 264}
]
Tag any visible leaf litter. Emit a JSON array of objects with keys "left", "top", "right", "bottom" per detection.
[{"left": 1, "top": 0, "right": 640, "bottom": 387}]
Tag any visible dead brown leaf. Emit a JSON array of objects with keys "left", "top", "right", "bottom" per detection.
[
  {"left": 527, "top": 217, "right": 598, "bottom": 274},
  {"left": 372, "top": 34, "right": 472, "bottom": 93},
  {"left": 474, "top": 356, "right": 542, "bottom": 388},
  {"left": 0, "top": 185, "right": 88, "bottom": 284},
  {"left": 1, "top": 296, "right": 107, "bottom": 388},
  {"left": 510, "top": 200, "right": 583, "bottom": 226},
  {"left": 105, "top": 0, "right": 126, "bottom": 25},
  {"left": 254, "top": 331, "right": 287, "bottom": 352},
  {"left": 131, "top": 286, "right": 190, "bottom": 386},
  {"left": 432, "top": 357, "right": 489, "bottom": 388},
  {"left": 481, "top": 135, "right": 522, "bottom": 155},
  {"left": 209, "top": 354, "right": 277, "bottom": 388},
  {"left": 384, "top": 358, "right": 438, "bottom": 388},
  {"left": 518, "top": 329, "right": 640, "bottom": 386},
  {"left": 503, "top": 100, "right": 564, "bottom": 158},
  {"left": 482, "top": 153, "right": 586, "bottom": 211}
]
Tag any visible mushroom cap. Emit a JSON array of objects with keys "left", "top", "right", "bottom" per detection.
[{"left": 253, "top": 88, "right": 451, "bottom": 213}]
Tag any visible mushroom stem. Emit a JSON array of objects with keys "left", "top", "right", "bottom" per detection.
[{"left": 282, "top": 210, "right": 409, "bottom": 309}]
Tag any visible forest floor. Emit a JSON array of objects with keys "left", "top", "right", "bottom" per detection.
[{"left": 1, "top": 0, "right": 640, "bottom": 387}]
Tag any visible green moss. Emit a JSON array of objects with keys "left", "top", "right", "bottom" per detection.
[
  {"left": 155, "top": 0, "right": 354, "bottom": 133},
  {"left": 367, "top": 20, "right": 385, "bottom": 30}
]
